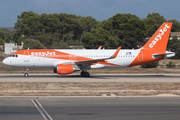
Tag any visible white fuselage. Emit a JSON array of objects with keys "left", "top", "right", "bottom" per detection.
[{"left": 3, "top": 49, "right": 141, "bottom": 69}]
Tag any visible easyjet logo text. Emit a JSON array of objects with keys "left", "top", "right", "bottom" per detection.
[
  {"left": 149, "top": 24, "right": 170, "bottom": 48},
  {"left": 31, "top": 51, "right": 56, "bottom": 56}
]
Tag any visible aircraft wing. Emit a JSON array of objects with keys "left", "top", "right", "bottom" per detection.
[
  {"left": 52, "top": 46, "right": 121, "bottom": 68},
  {"left": 75, "top": 46, "right": 121, "bottom": 65}
]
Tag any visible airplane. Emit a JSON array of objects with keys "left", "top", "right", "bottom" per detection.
[{"left": 3, "top": 22, "right": 175, "bottom": 77}]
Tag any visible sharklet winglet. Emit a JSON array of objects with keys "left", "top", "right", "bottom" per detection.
[{"left": 111, "top": 46, "right": 122, "bottom": 58}]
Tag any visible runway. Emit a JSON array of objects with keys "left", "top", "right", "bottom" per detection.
[
  {"left": 0, "top": 96, "right": 180, "bottom": 120},
  {"left": 0, "top": 74, "right": 180, "bottom": 82}
]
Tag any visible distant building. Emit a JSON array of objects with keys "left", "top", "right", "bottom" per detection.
[
  {"left": 4, "top": 43, "right": 17, "bottom": 54},
  {"left": 4, "top": 41, "right": 23, "bottom": 54},
  {"left": 69, "top": 46, "right": 85, "bottom": 49},
  {"left": 170, "top": 32, "right": 180, "bottom": 40}
]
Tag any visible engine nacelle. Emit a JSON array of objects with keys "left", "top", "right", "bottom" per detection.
[{"left": 55, "top": 64, "right": 74, "bottom": 75}]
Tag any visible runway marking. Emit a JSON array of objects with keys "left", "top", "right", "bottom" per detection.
[{"left": 31, "top": 99, "right": 53, "bottom": 120}]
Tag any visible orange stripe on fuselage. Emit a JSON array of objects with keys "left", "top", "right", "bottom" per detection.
[
  {"left": 13, "top": 49, "right": 91, "bottom": 61},
  {"left": 13, "top": 49, "right": 120, "bottom": 66}
]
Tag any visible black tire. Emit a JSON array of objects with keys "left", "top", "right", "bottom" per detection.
[
  {"left": 84, "top": 72, "right": 90, "bottom": 77},
  {"left": 80, "top": 71, "right": 90, "bottom": 77},
  {"left": 24, "top": 73, "right": 28, "bottom": 77},
  {"left": 81, "top": 71, "right": 84, "bottom": 76}
]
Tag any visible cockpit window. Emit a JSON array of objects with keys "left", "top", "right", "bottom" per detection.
[{"left": 9, "top": 54, "right": 18, "bottom": 57}]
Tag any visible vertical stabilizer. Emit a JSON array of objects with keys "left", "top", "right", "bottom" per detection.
[{"left": 142, "top": 22, "right": 172, "bottom": 52}]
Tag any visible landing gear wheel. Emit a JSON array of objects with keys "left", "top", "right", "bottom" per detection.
[
  {"left": 80, "top": 71, "right": 90, "bottom": 77},
  {"left": 84, "top": 72, "right": 90, "bottom": 77},
  {"left": 24, "top": 68, "right": 29, "bottom": 77},
  {"left": 24, "top": 73, "right": 28, "bottom": 77}
]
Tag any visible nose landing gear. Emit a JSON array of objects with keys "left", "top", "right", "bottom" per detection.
[{"left": 24, "top": 68, "right": 29, "bottom": 77}]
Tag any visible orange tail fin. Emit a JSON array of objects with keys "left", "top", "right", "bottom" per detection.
[{"left": 142, "top": 22, "right": 172, "bottom": 52}]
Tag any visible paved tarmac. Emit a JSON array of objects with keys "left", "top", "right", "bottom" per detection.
[
  {"left": 0, "top": 97, "right": 180, "bottom": 120},
  {"left": 0, "top": 74, "right": 180, "bottom": 82}
]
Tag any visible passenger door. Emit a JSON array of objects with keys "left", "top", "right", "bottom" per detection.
[{"left": 24, "top": 51, "right": 29, "bottom": 62}]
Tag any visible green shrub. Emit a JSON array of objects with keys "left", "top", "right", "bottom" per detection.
[
  {"left": 166, "top": 62, "right": 176, "bottom": 68},
  {"left": 141, "top": 61, "right": 159, "bottom": 68}
]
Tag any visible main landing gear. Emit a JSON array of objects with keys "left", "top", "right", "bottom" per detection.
[
  {"left": 24, "top": 68, "right": 29, "bottom": 77},
  {"left": 81, "top": 70, "right": 90, "bottom": 77}
]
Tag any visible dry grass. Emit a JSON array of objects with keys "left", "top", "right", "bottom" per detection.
[{"left": 0, "top": 82, "right": 180, "bottom": 96}]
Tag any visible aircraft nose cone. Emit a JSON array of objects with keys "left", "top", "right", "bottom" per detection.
[{"left": 3, "top": 58, "right": 8, "bottom": 65}]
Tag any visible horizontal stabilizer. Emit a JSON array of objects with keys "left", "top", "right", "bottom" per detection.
[{"left": 152, "top": 51, "right": 175, "bottom": 59}]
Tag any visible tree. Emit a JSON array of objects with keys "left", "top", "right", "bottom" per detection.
[
  {"left": 23, "top": 38, "right": 47, "bottom": 49},
  {"left": 143, "top": 13, "right": 167, "bottom": 37},
  {"left": 80, "top": 16, "right": 99, "bottom": 32},
  {"left": 82, "top": 28, "right": 121, "bottom": 49},
  {"left": 13, "top": 12, "right": 85, "bottom": 48},
  {"left": 0, "top": 30, "right": 8, "bottom": 45},
  {"left": 13, "top": 11, "right": 180, "bottom": 50},
  {"left": 168, "top": 19, "right": 180, "bottom": 32},
  {"left": 103, "top": 13, "right": 146, "bottom": 49},
  {"left": 0, "top": 29, "right": 16, "bottom": 43}
]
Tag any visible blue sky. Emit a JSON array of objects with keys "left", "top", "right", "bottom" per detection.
[{"left": 0, "top": 0, "right": 179, "bottom": 27}]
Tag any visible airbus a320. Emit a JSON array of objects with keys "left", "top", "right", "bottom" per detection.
[{"left": 3, "top": 22, "right": 175, "bottom": 77}]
